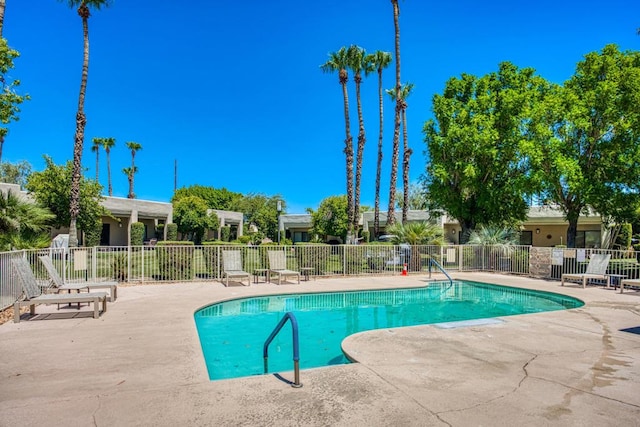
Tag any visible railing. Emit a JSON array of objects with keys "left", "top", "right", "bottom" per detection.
[
  {"left": 2, "top": 244, "right": 640, "bottom": 310},
  {"left": 263, "top": 312, "right": 302, "bottom": 388},
  {"left": 427, "top": 257, "right": 453, "bottom": 285}
]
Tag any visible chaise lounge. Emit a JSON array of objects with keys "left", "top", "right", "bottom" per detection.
[
  {"left": 38, "top": 254, "right": 118, "bottom": 302},
  {"left": 561, "top": 253, "right": 611, "bottom": 289},
  {"left": 11, "top": 257, "right": 108, "bottom": 323},
  {"left": 267, "top": 250, "right": 300, "bottom": 285},
  {"left": 221, "top": 250, "right": 251, "bottom": 287}
]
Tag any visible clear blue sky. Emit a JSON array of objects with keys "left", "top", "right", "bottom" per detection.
[{"left": 3, "top": 1, "right": 638, "bottom": 213}]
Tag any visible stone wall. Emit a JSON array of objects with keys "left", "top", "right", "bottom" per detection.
[{"left": 529, "top": 247, "right": 552, "bottom": 278}]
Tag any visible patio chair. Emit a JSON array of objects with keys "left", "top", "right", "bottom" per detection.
[
  {"left": 267, "top": 250, "right": 300, "bottom": 285},
  {"left": 39, "top": 254, "right": 118, "bottom": 302},
  {"left": 11, "top": 257, "right": 107, "bottom": 323},
  {"left": 561, "top": 254, "right": 611, "bottom": 289},
  {"left": 222, "top": 250, "right": 251, "bottom": 287}
]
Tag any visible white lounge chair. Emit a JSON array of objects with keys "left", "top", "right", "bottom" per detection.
[
  {"left": 38, "top": 254, "right": 118, "bottom": 302},
  {"left": 11, "top": 257, "right": 107, "bottom": 323},
  {"left": 268, "top": 250, "right": 300, "bottom": 285},
  {"left": 561, "top": 254, "right": 611, "bottom": 288},
  {"left": 619, "top": 279, "right": 640, "bottom": 294},
  {"left": 221, "top": 250, "right": 251, "bottom": 287}
]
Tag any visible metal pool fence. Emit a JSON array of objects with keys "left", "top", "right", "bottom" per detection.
[{"left": 2, "top": 244, "right": 639, "bottom": 310}]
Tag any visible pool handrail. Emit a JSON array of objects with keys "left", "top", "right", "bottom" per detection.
[
  {"left": 263, "top": 311, "right": 303, "bottom": 388},
  {"left": 428, "top": 257, "right": 453, "bottom": 285}
]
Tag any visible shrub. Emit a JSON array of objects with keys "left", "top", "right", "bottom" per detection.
[
  {"left": 156, "top": 223, "right": 165, "bottom": 240},
  {"left": 112, "top": 253, "right": 128, "bottom": 282},
  {"left": 166, "top": 223, "right": 178, "bottom": 241},
  {"left": 237, "top": 235, "right": 252, "bottom": 244},
  {"left": 220, "top": 226, "right": 231, "bottom": 242},
  {"left": 130, "top": 222, "right": 145, "bottom": 246},
  {"left": 84, "top": 218, "right": 102, "bottom": 247},
  {"left": 615, "top": 223, "right": 632, "bottom": 249},
  {"left": 279, "top": 236, "right": 293, "bottom": 246},
  {"left": 202, "top": 241, "right": 243, "bottom": 277},
  {"left": 155, "top": 241, "right": 194, "bottom": 280},
  {"left": 294, "top": 243, "right": 330, "bottom": 275},
  {"left": 361, "top": 230, "right": 370, "bottom": 243}
]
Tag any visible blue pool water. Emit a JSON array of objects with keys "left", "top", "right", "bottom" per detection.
[{"left": 194, "top": 281, "right": 583, "bottom": 380}]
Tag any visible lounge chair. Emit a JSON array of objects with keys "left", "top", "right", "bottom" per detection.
[
  {"left": 38, "top": 254, "right": 118, "bottom": 302},
  {"left": 619, "top": 279, "right": 640, "bottom": 294},
  {"left": 561, "top": 254, "right": 611, "bottom": 288},
  {"left": 221, "top": 250, "right": 251, "bottom": 287},
  {"left": 11, "top": 257, "right": 107, "bottom": 323},
  {"left": 267, "top": 250, "right": 300, "bottom": 285}
]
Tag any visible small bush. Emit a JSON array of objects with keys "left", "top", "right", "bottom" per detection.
[
  {"left": 166, "top": 223, "right": 178, "bottom": 241},
  {"left": 220, "top": 226, "right": 231, "bottom": 242},
  {"left": 202, "top": 241, "right": 243, "bottom": 276},
  {"left": 130, "top": 222, "right": 145, "bottom": 246},
  {"left": 84, "top": 218, "right": 102, "bottom": 247},
  {"left": 361, "top": 230, "right": 370, "bottom": 243},
  {"left": 112, "top": 253, "right": 128, "bottom": 282},
  {"left": 294, "top": 243, "right": 330, "bottom": 275},
  {"left": 237, "top": 235, "right": 252, "bottom": 244},
  {"left": 156, "top": 241, "right": 194, "bottom": 280},
  {"left": 156, "top": 223, "right": 165, "bottom": 240}
]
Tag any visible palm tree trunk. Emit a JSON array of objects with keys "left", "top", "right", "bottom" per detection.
[
  {"left": 341, "top": 79, "right": 355, "bottom": 242},
  {"left": 387, "top": 0, "right": 402, "bottom": 227},
  {"left": 69, "top": 6, "right": 91, "bottom": 248},
  {"left": 354, "top": 72, "right": 366, "bottom": 238},
  {"left": 0, "top": 0, "right": 5, "bottom": 37},
  {"left": 402, "top": 108, "right": 411, "bottom": 223},
  {"left": 95, "top": 150, "right": 99, "bottom": 181},
  {"left": 106, "top": 149, "right": 112, "bottom": 196},
  {"left": 374, "top": 67, "right": 384, "bottom": 237}
]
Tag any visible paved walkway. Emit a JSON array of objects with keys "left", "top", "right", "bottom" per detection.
[{"left": 0, "top": 273, "right": 639, "bottom": 426}]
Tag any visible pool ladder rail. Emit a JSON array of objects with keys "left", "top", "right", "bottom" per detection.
[
  {"left": 263, "top": 312, "right": 303, "bottom": 388},
  {"left": 427, "top": 257, "right": 454, "bottom": 286}
]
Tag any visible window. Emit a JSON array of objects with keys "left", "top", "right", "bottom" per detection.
[
  {"left": 519, "top": 231, "right": 532, "bottom": 246},
  {"left": 576, "top": 231, "right": 601, "bottom": 248}
]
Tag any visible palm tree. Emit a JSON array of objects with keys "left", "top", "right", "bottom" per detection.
[
  {"left": 468, "top": 225, "right": 519, "bottom": 270},
  {"left": 101, "top": 137, "right": 115, "bottom": 196},
  {"left": 0, "top": 0, "right": 5, "bottom": 36},
  {"left": 63, "top": 0, "right": 111, "bottom": 248},
  {"left": 91, "top": 137, "right": 101, "bottom": 181},
  {"left": 386, "top": 221, "right": 444, "bottom": 272},
  {"left": 123, "top": 166, "right": 137, "bottom": 199},
  {"left": 387, "top": 0, "right": 403, "bottom": 227},
  {"left": 366, "top": 51, "right": 392, "bottom": 238},
  {"left": 125, "top": 141, "right": 141, "bottom": 198},
  {"left": 321, "top": 47, "right": 355, "bottom": 242},
  {"left": 387, "top": 83, "right": 414, "bottom": 223},
  {"left": 348, "top": 45, "right": 373, "bottom": 238},
  {"left": 0, "top": 189, "right": 54, "bottom": 250}
]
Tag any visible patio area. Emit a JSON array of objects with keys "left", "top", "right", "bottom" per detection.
[{"left": 1, "top": 273, "right": 639, "bottom": 426}]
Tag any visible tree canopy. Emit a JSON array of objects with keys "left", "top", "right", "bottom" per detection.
[
  {"left": 231, "top": 193, "right": 283, "bottom": 241},
  {"left": 173, "top": 195, "right": 219, "bottom": 244},
  {"left": 25, "top": 155, "right": 107, "bottom": 236},
  {"left": 0, "top": 160, "right": 32, "bottom": 188},
  {"left": 530, "top": 45, "right": 640, "bottom": 246},
  {"left": 423, "top": 62, "right": 549, "bottom": 241},
  {"left": 309, "top": 195, "right": 349, "bottom": 242},
  {"left": 172, "top": 185, "right": 241, "bottom": 211},
  {"left": 0, "top": 38, "right": 29, "bottom": 164}
]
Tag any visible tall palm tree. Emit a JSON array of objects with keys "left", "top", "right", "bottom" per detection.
[
  {"left": 63, "top": 0, "right": 111, "bottom": 247},
  {"left": 387, "top": 0, "right": 403, "bottom": 227},
  {"left": 0, "top": 0, "right": 5, "bottom": 37},
  {"left": 366, "top": 50, "right": 392, "bottom": 238},
  {"left": 91, "top": 137, "right": 101, "bottom": 181},
  {"left": 348, "top": 45, "right": 374, "bottom": 238},
  {"left": 321, "top": 47, "right": 355, "bottom": 242},
  {"left": 123, "top": 166, "right": 137, "bottom": 199},
  {"left": 387, "top": 83, "right": 414, "bottom": 223},
  {"left": 101, "top": 137, "right": 115, "bottom": 196},
  {"left": 125, "top": 141, "right": 141, "bottom": 198}
]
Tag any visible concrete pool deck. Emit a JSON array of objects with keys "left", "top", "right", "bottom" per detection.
[{"left": 1, "top": 273, "right": 639, "bottom": 426}]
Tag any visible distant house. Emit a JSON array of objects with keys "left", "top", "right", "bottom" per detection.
[{"left": 280, "top": 207, "right": 605, "bottom": 248}]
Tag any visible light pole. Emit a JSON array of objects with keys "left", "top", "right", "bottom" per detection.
[{"left": 277, "top": 200, "right": 282, "bottom": 244}]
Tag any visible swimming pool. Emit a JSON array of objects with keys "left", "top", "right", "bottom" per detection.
[{"left": 194, "top": 281, "right": 583, "bottom": 380}]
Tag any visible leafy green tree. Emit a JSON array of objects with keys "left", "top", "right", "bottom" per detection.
[
  {"left": 309, "top": 195, "right": 349, "bottom": 242},
  {"left": 231, "top": 193, "right": 283, "bottom": 241},
  {"left": 395, "top": 182, "right": 429, "bottom": 210},
  {"left": 321, "top": 47, "right": 355, "bottom": 242},
  {"left": 531, "top": 45, "right": 640, "bottom": 247},
  {"left": 172, "top": 185, "right": 241, "bottom": 210},
  {"left": 0, "top": 38, "right": 29, "bottom": 164},
  {"left": 26, "top": 155, "right": 107, "bottom": 237},
  {"left": 125, "top": 141, "right": 141, "bottom": 198},
  {"left": 387, "top": 0, "right": 403, "bottom": 226},
  {"left": 424, "top": 62, "right": 548, "bottom": 241},
  {"left": 0, "top": 189, "right": 54, "bottom": 250},
  {"left": 173, "top": 195, "right": 219, "bottom": 244},
  {"left": 0, "top": 160, "right": 32, "bottom": 188},
  {"left": 62, "top": 0, "right": 112, "bottom": 247},
  {"left": 366, "top": 50, "right": 393, "bottom": 237}
]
